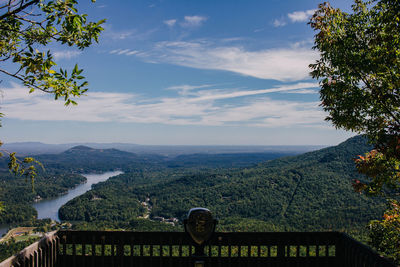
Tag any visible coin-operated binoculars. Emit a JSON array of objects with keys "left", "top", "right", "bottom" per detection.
[{"left": 184, "top": 208, "right": 217, "bottom": 267}]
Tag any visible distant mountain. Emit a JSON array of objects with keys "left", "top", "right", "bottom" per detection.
[
  {"left": 2, "top": 141, "right": 325, "bottom": 156},
  {"left": 2, "top": 142, "right": 71, "bottom": 155},
  {"left": 63, "top": 145, "right": 136, "bottom": 156},
  {"left": 65, "top": 145, "right": 94, "bottom": 152},
  {"left": 32, "top": 145, "right": 307, "bottom": 172},
  {"left": 165, "top": 152, "right": 297, "bottom": 168},
  {"left": 60, "top": 135, "right": 384, "bottom": 234},
  {"left": 35, "top": 146, "right": 165, "bottom": 172}
]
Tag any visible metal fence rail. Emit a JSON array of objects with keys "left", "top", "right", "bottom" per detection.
[
  {"left": 0, "top": 231, "right": 59, "bottom": 267},
  {"left": 1, "top": 230, "right": 398, "bottom": 267},
  {"left": 340, "top": 233, "right": 396, "bottom": 267},
  {"left": 56, "top": 230, "right": 398, "bottom": 267}
]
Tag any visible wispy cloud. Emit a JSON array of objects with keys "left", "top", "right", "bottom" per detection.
[
  {"left": 126, "top": 51, "right": 139, "bottom": 56},
  {"left": 273, "top": 9, "right": 316, "bottom": 27},
  {"left": 136, "top": 40, "right": 317, "bottom": 81},
  {"left": 102, "top": 24, "right": 138, "bottom": 40},
  {"left": 166, "top": 84, "right": 214, "bottom": 95},
  {"left": 107, "top": 30, "right": 135, "bottom": 40},
  {"left": 288, "top": 9, "right": 316, "bottom": 22},
  {"left": 273, "top": 18, "right": 286, "bottom": 27},
  {"left": 53, "top": 50, "right": 82, "bottom": 60},
  {"left": 186, "top": 83, "right": 318, "bottom": 102},
  {"left": 181, "top": 15, "right": 207, "bottom": 27},
  {"left": 110, "top": 49, "right": 139, "bottom": 56},
  {"left": 283, "top": 89, "right": 317, "bottom": 94},
  {"left": 164, "top": 16, "right": 207, "bottom": 29},
  {"left": 164, "top": 19, "right": 177, "bottom": 27},
  {"left": 1, "top": 83, "right": 324, "bottom": 128}
]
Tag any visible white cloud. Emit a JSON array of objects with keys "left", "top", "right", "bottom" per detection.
[
  {"left": 288, "top": 9, "right": 316, "bottom": 23},
  {"left": 291, "top": 39, "right": 314, "bottom": 49},
  {"left": 166, "top": 84, "right": 214, "bottom": 95},
  {"left": 0, "top": 83, "right": 325, "bottom": 128},
  {"left": 102, "top": 24, "right": 136, "bottom": 40},
  {"left": 283, "top": 89, "right": 317, "bottom": 94},
  {"left": 105, "top": 27, "right": 157, "bottom": 42},
  {"left": 182, "top": 82, "right": 318, "bottom": 103},
  {"left": 138, "top": 41, "right": 317, "bottom": 81},
  {"left": 164, "top": 19, "right": 177, "bottom": 27},
  {"left": 117, "top": 49, "right": 131, "bottom": 55},
  {"left": 273, "top": 9, "right": 316, "bottom": 27},
  {"left": 112, "top": 31, "right": 134, "bottom": 40},
  {"left": 273, "top": 18, "right": 286, "bottom": 27},
  {"left": 109, "top": 49, "right": 139, "bottom": 56},
  {"left": 126, "top": 51, "right": 139, "bottom": 56},
  {"left": 53, "top": 51, "right": 82, "bottom": 60},
  {"left": 110, "top": 49, "right": 121, "bottom": 54},
  {"left": 181, "top": 15, "right": 207, "bottom": 27}
]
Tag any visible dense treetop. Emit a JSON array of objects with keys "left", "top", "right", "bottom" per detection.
[{"left": 310, "top": 0, "right": 400, "bottom": 262}]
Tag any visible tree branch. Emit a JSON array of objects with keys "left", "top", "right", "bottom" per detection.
[
  {"left": 0, "top": 0, "right": 39, "bottom": 20},
  {"left": 0, "top": 68, "right": 45, "bottom": 92},
  {"left": 0, "top": 68, "right": 24, "bottom": 81},
  {"left": 15, "top": 14, "right": 40, "bottom": 24},
  {"left": 354, "top": 68, "right": 400, "bottom": 127},
  {"left": 0, "top": 55, "right": 11, "bottom": 62}
]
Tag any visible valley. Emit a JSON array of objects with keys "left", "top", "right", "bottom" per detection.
[{"left": 0, "top": 136, "right": 388, "bottom": 260}]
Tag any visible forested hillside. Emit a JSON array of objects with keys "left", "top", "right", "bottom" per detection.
[
  {"left": 34, "top": 146, "right": 165, "bottom": 172},
  {"left": 60, "top": 136, "right": 385, "bottom": 235},
  {"left": 0, "top": 172, "right": 85, "bottom": 224},
  {"left": 35, "top": 146, "right": 295, "bottom": 171},
  {"left": 0, "top": 145, "right": 292, "bottom": 225}
]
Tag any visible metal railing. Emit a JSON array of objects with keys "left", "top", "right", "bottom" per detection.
[
  {"left": 0, "top": 231, "right": 58, "bottom": 267},
  {"left": 0, "top": 230, "right": 397, "bottom": 267},
  {"left": 340, "top": 233, "right": 396, "bottom": 267}
]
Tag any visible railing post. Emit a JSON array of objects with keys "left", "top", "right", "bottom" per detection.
[
  {"left": 336, "top": 232, "right": 346, "bottom": 267},
  {"left": 117, "top": 237, "right": 124, "bottom": 267},
  {"left": 277, "top": 244, "right": 285, "bottom": 258}
]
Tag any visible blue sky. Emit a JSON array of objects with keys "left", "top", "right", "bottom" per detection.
[{"left": 0, "top": 0, "right": 356, "bottom": 145}]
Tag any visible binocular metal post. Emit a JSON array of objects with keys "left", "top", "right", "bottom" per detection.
[{"left": 184, "top": 208, "right": 217, "bottom": 267}]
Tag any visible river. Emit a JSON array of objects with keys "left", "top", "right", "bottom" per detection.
[{"left": 0, "top": 171, "right": 123, "bottom": 236}]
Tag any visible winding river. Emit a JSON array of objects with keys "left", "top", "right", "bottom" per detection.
[{"left": 0, "top": 171, "right": 123, "bottom": 236}]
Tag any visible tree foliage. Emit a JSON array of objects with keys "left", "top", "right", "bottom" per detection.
[
  {"left": 309, "top": 0, "right": 400, "bottom": 262},
  {"left": 369, "top": 200, "right": 400, "bottom": 262},
  {"left": 59, "top": 136, "right": 384, "bottom": 234},
  {"left": 0, "top": 0, "right": 105, "bottom": 104},
  {"left": 0, "top": 0, "right": 105, "bottom": 181},
  {"left": 309, "top": 0, "right": 400, "bottom": 195}
]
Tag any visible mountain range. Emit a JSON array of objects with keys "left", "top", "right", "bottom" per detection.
[
  {"left": 2, "top": 142, "right": 325, "bottom": 156},
  {"left": 58, "top": 135, "right": 386, "bottom": 236}
]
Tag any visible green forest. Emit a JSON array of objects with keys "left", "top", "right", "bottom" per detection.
[
  {"left": 0, "top": 135, "right": 393, "bottom": 262},
  {"left": 0, "top": 144, "right": 291, "bottom": 226},
  {"left": 0, "top": 135, "right": 395, "bottom": 262},
  {"left": 58, "top": 136, "right": 387, "bottom": 239},
  {"left": 0, "top": 171, "right": 85, "bottom": 224}
]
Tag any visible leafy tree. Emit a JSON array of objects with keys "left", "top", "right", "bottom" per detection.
[
  {"left": 309, "top": 0, "right": 400, "bottom": 262},
  {"left": 0, "top": 0, "right": 105, "bottom": 183},
  {"left": 369, "top": 200, "right": 400, "bottom": 262}
]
